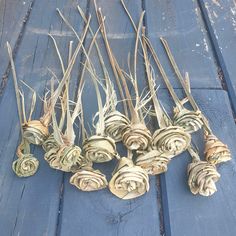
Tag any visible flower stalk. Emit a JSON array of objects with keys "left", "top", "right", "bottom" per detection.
[{"left": 7, "top": 42, "right": 39, "bottom": 177}]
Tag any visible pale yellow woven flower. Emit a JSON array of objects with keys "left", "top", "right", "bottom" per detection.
[
  {"left": 136, "top": 149, "right": 170, "bottom": 175},
  {"left": 109, "top": 157, "right": 149, "bottom": 199},
  {"left": 70, "top": 166, "right": 108, "bottom": 191},
  {"left": 188, "top": 160, "right": 220, "bottom": 196}
]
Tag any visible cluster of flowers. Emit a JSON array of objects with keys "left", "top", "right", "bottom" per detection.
[{"left": 8, "top": 1, "right": 231, "bottom": 199}]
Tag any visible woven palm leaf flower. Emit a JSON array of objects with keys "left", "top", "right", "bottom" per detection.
[
  {"left": 57, "top": 7, "right": 117, "bottom": 163},
  {"left": 109, "top": 152, "right": 149, "bottom": 199},
  {"left": 101, "top": 71, "right": 130, "bottom": 142},
  {"left": 127, "top": 32, "right": 183, "bottom": 175},
  {"left": 90, "top": 6, "right": 131, "bottom": 142},
  {"left": 7, "top": 43, "right": 39, "bottom": 177},
  {"left": 187, "top": 146, "right": 220, "bottom": 197},
  {"left": 12, "top": 140, "right": 39, "bottom": 177},
  {"left": 43, "top": 32, "right": 92, "bottom": 172},
  {"left": 70, "top": 165, "right": 108, "bottom": 191},
  {"left": 100, "top": 9, "right": 152, "bottom": 151},
  {"left": 89, "top": 41, "right": 130, "bottom": 143},
  {"left": 141, "top": 28, "right": 191, "bottom": 161},
  {"left": 81, "top": 69, "right": 117, "bottom": 163},
  {"left": 136, "top": 149, "right": 169, "bottom": 175},
  {"left": 7, "top": 45, "right": 50, "bottom": 146},
  {"left": 45, "top": 92, "right": 91, "bottom": 172},
  {"left": 142, "top": 38, "right": 203, "bottom": 135},
  {"left": 160, "top": 38, "right": 231, "bottom": 165}
]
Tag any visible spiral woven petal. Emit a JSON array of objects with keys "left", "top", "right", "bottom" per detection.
[
  {"left": 122, "top": 123, "right": 152, "bottom": 151},
  {"left": 109, "top": 157, "right": 149, "bottom": 199},
  {"left": 44, "top": 147, "right": 61, "bottom": 169},
  {"left": 12, "top": 154, "right": 39, "bottom": 177},
  {"left": 42, "top": 134, "right": 60, "bottom": 152},
  {"left": 23, "top": 120, "right": 49, "bottom": 145},
  {"left": 70, "top": 167, "right": 108, "bottom": 191},
  {"left": 173, "top": 109, "right": 203, "bottom": 134},
  {"left": 136, "top": 149, "right": 170, "bottom": 175},
  {"left": 204, "top": 134, "right": 231, "bottom": 164},
  {"left": 104, "top": 111, "right": 130, "bottom": 142},
  {"left": 188, "top": 160, "right": 220, "bottom": 196},
  {"left": 83, "top": 135, "right": 117, "bottom": 163},
  {"left": 152, "top": 126, "right": 191, "bottom": 157}
]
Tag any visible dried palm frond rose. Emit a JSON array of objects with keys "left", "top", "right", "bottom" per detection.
[
  {"left": 7, "top": 42, "right": 51, "bottom": 146},
  {"left": 70, "top": 166, "right": 108, "bottom": 191},
  {"left": 122, "top": 123, "right": 152, "bottom": 151},
  {"left": 12, "top": 153, "right": 39, "bottom": 177},
  {"left": 42, "top": 133, "right": 61, "bottom": 152},
  {"left": 77, "top": 28, "right": 118, "bottom": 163},
  {"left": 173, "top": 108, "right": 203, "bottom": 134},
  {"left": 44, "top": 25, "right": 91, "bottom": 172},
  {"left": 12, "top": 141, "right": 39, "bottom": 177},
  {"left": 159, "top": 37, "right": 232, "bottom": 165},
  {"left": 7, "top": 42, "right": 39, "bottom": 177},
  {"left": 152, "top": 126, "right": 191, "bottom": 157},
  {"left": 140, "top": 30, "right": 191, "bottom": 159},
  {"left": 98, "top": 10, "right": 151, "bottom": 152},
  {"left": 22, "top": 119, "right": 49, "bottom": 145},
  {"left": 93, "top": 7, "right": 131, "bottom": 143},
  {"left": 83, "top": 135, "right": 117, "bottom": 163},
  {"left": 204, "top": 134, "right": 231, "bottom": 164},
  {"left": 188, "top": 160, "right": 220, "bottom": 196},
  {"left": 104, "top": 111, "right": 130, "bottom": 142},
  {"left": 136, "top": 149, "right": 170, "bottom": 175},
  {"left": 47, "top": 144, "right": 91, "bottom": 172},
  {"left": 109, "top": 157, "right": 149, "bottom": 199}
]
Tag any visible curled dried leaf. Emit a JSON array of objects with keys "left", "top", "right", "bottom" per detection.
[
  {"left": 12, "top": 154, "right": 39, "bottom": 177},
  {"left": 188, "top": 160, "right": 220, "bottom": 197},
  {"left": 109, "top": 157, "right": 149, "bottom": 199},
  {"left": 83, "top": 135, "right": 117, "bottom": 163},
  {"left": 104, "top": 111, "right": 130, "bottom": 142},
  {"left": 70, "top": 166, "right": 108, "bottom": 191},
  {"left": 204, "top": 134, "right": 231, "bottom": 164},
  {"left": 173, "top": 108, "right": 203, "bottom": 133},
  {"left": 152, "top": 126, "right": 191, "bottom": 157},
  {"left": 136, "top": 149, "right": 170, "bottom": 175},
  {"left": 23, "top": 120, "right": 49, "bottom": 145},
  {"left": 122, "top": 123, "right": 152, "bottom": 151}
]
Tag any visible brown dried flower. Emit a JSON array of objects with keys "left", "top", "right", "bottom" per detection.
[{"left": 204, "top": 134, "right": 231, "bottom": 164}]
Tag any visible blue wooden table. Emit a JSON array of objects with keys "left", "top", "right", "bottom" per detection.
[{"left": 0, "top": 0, "right": 236, "bottom": 235}]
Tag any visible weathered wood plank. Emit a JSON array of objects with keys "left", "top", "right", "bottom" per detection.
[
  {"left": 59, "top": 1, "right": 161, "bottom": 235},
  {"left": 0, "top": 0, "right": 87, "bottom": 235},
  {"left": 158, "top": 89, "right": 236, "bottom": 236},
  {"left": 144, "top": 0, "right": 221, "bottom": 89},
  {"left": 0, "top": 0, "right": 34, "bottom": 95},
  {"left": 197, "top": 0, "right": 236, "bottom": 114}
]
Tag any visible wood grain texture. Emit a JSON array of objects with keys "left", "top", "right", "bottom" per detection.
[
  {"left": 59, "top": 1, "right": 161, "bottom": 236},
  {"left": 0, "top": 0, "right": 34, "bottom": 95},
  {"left": 144, "top": 0, "right": 221, "bottom": 89},
  {"left": 197, "top": 0, "right": 236, "bottom": 113},
  {"left": 0, "top": 0, "right": 236, "bottom": 235},
  {"left": 0, "top": 0, "right": 87, "bottom": 235},
  {"left": 157, "top": 89, "right": 236, "bottom": 236}
]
